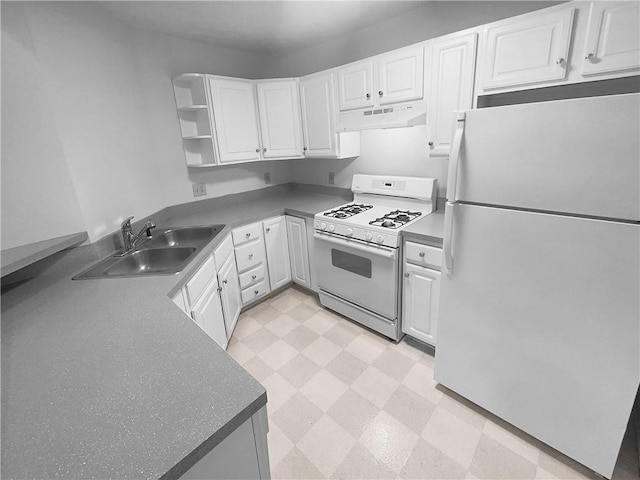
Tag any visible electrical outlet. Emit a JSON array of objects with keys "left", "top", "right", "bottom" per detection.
[
  {"left": 328, "top": 172, "right": 335, "bottom": 185},
  {"left": 264, "top": 172, "right": 271, "bottom": 184},
  {"left": 192, "top": 183, "right": 207, "bottom": 197}
]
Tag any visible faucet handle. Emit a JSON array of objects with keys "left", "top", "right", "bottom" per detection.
[{"left": 121, "top": 216, "right": 134, "bottom": 230}]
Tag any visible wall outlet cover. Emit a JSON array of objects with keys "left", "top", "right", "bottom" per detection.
[
  {"left": 264, "top": 172, "right": 271, "bottom": 184},
  {"left": 328, "top": 172, "right": 335, "bottom": 185},
  {"left": 192, "top": 183, "right": 207, "bottom": 197}
]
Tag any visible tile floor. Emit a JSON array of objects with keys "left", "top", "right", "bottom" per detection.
[{"left": 227, "top": 286, "right": 639, "bottom": 480}]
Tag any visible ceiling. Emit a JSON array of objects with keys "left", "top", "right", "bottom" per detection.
[{"left": 97, "top": 1, "right": 429, "bottom": 56}]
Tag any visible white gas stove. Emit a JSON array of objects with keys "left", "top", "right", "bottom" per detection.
[{"left": 314, "top": 175, "right": 438, "bottom": 341}]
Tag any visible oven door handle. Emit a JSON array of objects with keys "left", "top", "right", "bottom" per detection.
[{"left": 314, "top": 232, "right": 398, "bottom": 260}]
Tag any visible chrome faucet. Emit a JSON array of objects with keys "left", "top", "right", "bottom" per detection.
[{"left": 119, "top": 216, "right": 156, "bottom": 255}]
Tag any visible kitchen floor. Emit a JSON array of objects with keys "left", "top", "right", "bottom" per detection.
[{"left": 227, "top": 286, "right": 638, "bottom": 480}]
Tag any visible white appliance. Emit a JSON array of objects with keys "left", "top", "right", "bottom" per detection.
[
  {"left": 435, "top": 93, "right": 639, "bottom": 479},
  {"left": 314, "top": 175, "right": 437, "bottom": 340},
  {"left": 336, "top": 101, "right": 427, "bottom": 131}
]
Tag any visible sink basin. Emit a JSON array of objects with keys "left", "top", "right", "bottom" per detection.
[
  {"left": 103, "top": 247, "right": 196, "bottom": 276},
  {"left": 145, "top": 225, "right": 223, "bottom": 248}
]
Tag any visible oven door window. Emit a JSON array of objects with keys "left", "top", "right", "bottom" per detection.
[{"left": 331, "top": 248, "right": 372, "bottom": 278}]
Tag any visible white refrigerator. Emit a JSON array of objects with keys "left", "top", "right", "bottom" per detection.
[{"left": 434, "top": 93, "right": 639, "bottom": 478}]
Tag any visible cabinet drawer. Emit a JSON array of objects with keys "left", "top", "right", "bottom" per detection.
[
  {"left": 405, "top": 242, "right": 442, "bottom": 270},
  {"left": 185, "top": 254, "right": 216, "bottom": 306},
  {"left": 232, "top": 223, "right": 262, "bottom": 246},
  {"left": 214, "top": 234, "right": 234, "bottom": 267},
  {"left": 239, "top": 264, "right": 265, "bottom": 289},
  {"left": 241, "top": 279, "right": 268, "bottom": 305},
  {"left": 235, "top": 241, "right": 265, "bottom": 272}
]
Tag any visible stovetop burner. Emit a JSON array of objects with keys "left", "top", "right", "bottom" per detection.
[
  {"left": 323, "top": 203, "right": 373, "bottom": 219},
  {"left": 368, "top": 209, "right": 422, "bottom": 229}
]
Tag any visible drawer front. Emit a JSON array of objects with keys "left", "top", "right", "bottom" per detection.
[
  {"left": 239, "top": 264, "right": 265, "bottom": 289},
  {"left": 235, "top": 241, "right": 266, "bottom": 272},
  {"left": 185, "top": 254, "right": 216, "bottom": 306},
  {"left": 232, "top": 222, "right": 262, "bottom": 246},
  {"left": 241, "top": 279, "right": 268, "bottom": 305},
  {"left": 405, "top": 241, "right": 442, "bottom": 270},
  {"left": 214, "top": 234, "right": 234, "bottom": 267}
]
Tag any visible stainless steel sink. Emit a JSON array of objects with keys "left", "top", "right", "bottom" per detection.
[
  {"left": 73, "top": 224, "right": 224, "bottom": 280},
  {"left": 145, "top": 225, "right": 224, "bottom": 248}
]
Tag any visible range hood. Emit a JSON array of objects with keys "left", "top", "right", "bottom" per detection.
[{"left": 336, "top": 101, "right": 427, "bottom": 131}]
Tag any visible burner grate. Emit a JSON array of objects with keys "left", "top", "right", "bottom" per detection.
[
  {"left": 368, "top": 209, "right": 422, "bottom": 229},
  {"left": 323, "top": 203, "right": 373, "bottom": 219}
]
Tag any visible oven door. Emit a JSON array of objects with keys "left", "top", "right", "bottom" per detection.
[{"left": 314, "top": 232, "right": 399, "bottom": 319}]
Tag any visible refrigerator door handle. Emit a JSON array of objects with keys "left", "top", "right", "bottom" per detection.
[
  {"left": 446, "top": 111, "right": 466, "bottom": 202},
  {"left": 444, "top": 202, "right": 455, "bottom": 274}
]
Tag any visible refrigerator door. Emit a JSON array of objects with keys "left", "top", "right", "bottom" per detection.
[
  {"left": 450, "top": 93, "right": 639, "bottom": 221},
  {"left": 435, "top": 203, "right": 639, "bottom": 478}
]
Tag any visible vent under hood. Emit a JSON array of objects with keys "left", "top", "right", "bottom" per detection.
[{"left": 336, "top": 101, "right": 427, "bottom": 131}]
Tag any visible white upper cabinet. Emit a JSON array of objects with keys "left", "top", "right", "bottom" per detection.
[
  {"left": 299, "top": 71, "right": 361, "bottom": 159},
  {"left": 428, "top": 29, "right": 478, "bottom": 157},
  {"left": 581, "top": 1, "right": 640, "bottom": 77},
  {"left": 377, "top": 45, "right": 424, "bottom": 105},
  {"left": 208, "top": 76, "right": 262, "bottom": 164},
  {"left": 338, "top": 60, "right": 375, "bottom": 111},
  {"left": 255, "top": 79, "right": 304, "bottom": 159},
  {"left": 479, "top": 6, "right": 575, "bottom": 90}
]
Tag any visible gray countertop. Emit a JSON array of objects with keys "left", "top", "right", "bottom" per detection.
[
  {"left": 1, "top": 187, "right": 349, "bottom": 480},
  {"left": 402, "top": 209, "right": 446, "bottom": 247}
]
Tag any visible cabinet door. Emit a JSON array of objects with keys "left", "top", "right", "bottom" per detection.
[
  {"left": 377, "top": 45, "right": 424, "bottom": 105},
  {"left": 285, "top": 216, "right": 311, "bottom": 289},
  {"left": 338, "top": 60, "right": 375, "bottom": 111},
  {"left": 263, "top": 217, "right": 292, "bottom": 290},
  {"left": 191, "top": 280, "right": 228, "bottom": 350},
  {"left": 429, "top": 31, "right": 477, "bottom": 157},
  {"left": 581, "top": 2, "right": 640, "bottom": 77},
  {"left": 256, "top": 80, "right": 304, "bottom": 158},
  {"left": 402, "top": 263, "right": 440, "bottom": 346},
  {"left": 480, "top": 7, "right": 574, "bottom": 90},
  {"left": 209, "top": 77, "right": 261, "bottom": 164},
  {"left": 300, "top": 72, "right": 337, "bottom": 158},
  {"left": 218, "top": 254, "right": 242, "bottom": 340}
]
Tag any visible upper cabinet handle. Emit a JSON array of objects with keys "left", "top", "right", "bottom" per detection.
[
  {"left": 262, "top": 147, "right": 267, "bottom": 153},
  {"left": 428, "top": 142, "right": 434, "bottom": 148},
  {"left": 365, "top": 93, "right": 371, "bottom": 99},
  {"left": 585, "top": 53, "right": 595, "bottom": 62},
  {"left": 556, "top": 58, "right": 565, "bottom": 65},
  {"left": 255, "top": 148, "right": 260, "bottom": 153},
  {"left": 378, "top": 90, "right": 383, "bottom": 97}
]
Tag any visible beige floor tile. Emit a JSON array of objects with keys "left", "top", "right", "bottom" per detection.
[
  {"left": 422, "top": 407, "right": 482, "bottom": 469},
  {"left": 324, "top": 322, "right": 360, "bottom": 348},
  {"left": 270, "top": 393, "right": 324, "bottom": 443},
  {"left": 333, "top": 443, "right": 398, "bottom": 479},
  {"left": 535, "top": 466, "right": 559, "bottom": 479},
  {"left": 304, "top": 310, "right": 339, "bottom": 335},
  {"left": 345, "top": 334, "right": 387, "bottom": 364},
  {"left": 267, "top": 422, "right": 295, "bottom": 469},
  {"left": 287, "top": 303, "right": 318, "bottom": 322},
  {"left": 264, "top": 314, "right": 299, "bottom": 337},
  {"left": 232, "top": 316, "right": 262, "bottom": 340},
  {"left": 282, "top": 325, "right": 319, "bottom": 352},
  {"left": 259, "top": 339, "right": 299, "bottom": 371},
  {"left": 251, "top": 305, "right": 282, "bottom": 324},
  {"left": 359, "top": 411, "right": 419, "bottom": 473},
  {"left": 400, "top": 438, "right": 467, "bottom": 480},
  {"left": 242, "top": 327, "right": 279, "bottom": 354},
  {"left": 271, "top": 447, "right": 326, "bottom": 479},
  {"left": 383, "top": 384, "right": 437, "bottom": 435},
  {"left": 287, "top": 286, "right": 312, "bottom": 302},
  {"left": 271, "top": 293, "right": 302, "bottom": 313},
  {"left": 262, "top": 372, "right": 297, "bottom": 414},
  {"left": 537, "top": 446, "right": 601, "bottom": 480},
  {"left": 468, "top": 434, "right": 537, "bottom": 479},
  {"left": 373, "top": 347, "right": 416, "bottom": 382},
  {"left": 437, "top": 390, "right": 486, "bottom": 431},
  {"left": 299, "top": 370, "right": 348, "bottom": 412},
  {"left": 388, "top": 336, "right": 429, "bottom": 361},
  {"left": 402, "top": 362, "right": 443, "bottom": 404},
  {"left": 225, "top": 340, "right": 254, "bottom": 365},
  {"left": 242, "top": 356, "right": 274, "bottom": 382},
  {"left": 351, "top": 365, "right": 400, "bottom": 408},
  {"left": 327, "top": 388, "right": 380, "bottom": 439},
  {"left": 276, "top": 353, "right": 321, "bottom": 389},
  {"left": 297, "top": 414, "right": 357, "bottom": 478},
  {"left": 482, "top": 416, "right": 540, "bottom": 465},
  {"left": 302, "top": 336, "right": 342, "bottom": 367},
  {"left": 303, "top": 294, "right": 323, "bottom": 309},
  {"left": 325, "top": 351, "right": 369, "bottom": 386}
]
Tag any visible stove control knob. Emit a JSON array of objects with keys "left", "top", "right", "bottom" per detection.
[
  {"left": 328, "top": 224, "right": 336, "bottom": 232},
  {"left": 320, "top": 222, "right": 327, "bottom": 230},
  {"left": 376, "top": 234, "right": 384, "bottom": 244},
  {"left": 346, "top": 228, "right": 353, "bottom": 236},
  {"left": 365, "top": 232, "right": 373, "bottom": 241}
]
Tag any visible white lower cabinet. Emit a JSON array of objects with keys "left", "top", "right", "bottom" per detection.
[
  {"left": 263, "top": 216, "right": 292, "bottom": 291},
  {"left": 232, "top": 221, "right": 272, "bottom": 306},
  {"left": 285, "top": 215, "right": 311, "bottom": 290},
  {"left": 402, "top": 241, "right": 442, "bottom": 347},
  {"left": 218, "top": 253, "right": 242, "bottom": 339},
  {"left": 191, "top": 278, "right": 229, "bottom": 349}
]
